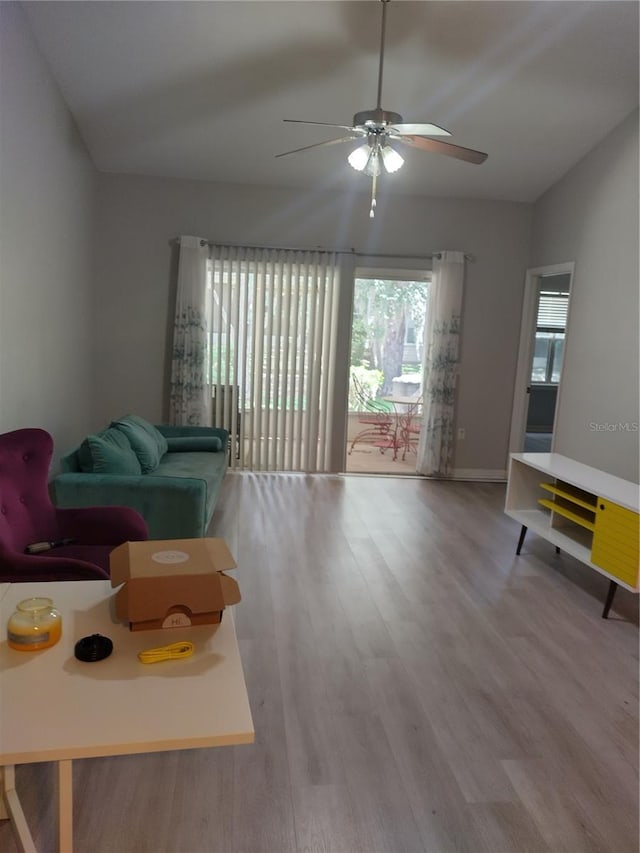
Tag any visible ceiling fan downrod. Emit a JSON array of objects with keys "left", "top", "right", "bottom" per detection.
[
  {"left": 369, "top": 0, "right": 388, "bottom": 219},
  {"left": 353, "top": 0, "right": 399, "bottom": 130},
  {"left": 376, "top": 0, "right": 390, "bottom": 111}
]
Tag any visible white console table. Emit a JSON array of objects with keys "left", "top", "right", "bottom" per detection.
[{"left": 505, "top": 453, "right": 639, "bottom": 617}]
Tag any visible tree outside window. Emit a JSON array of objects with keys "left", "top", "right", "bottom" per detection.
[{"left": 350, "top": 277, "right": 429, "bottom": 403}]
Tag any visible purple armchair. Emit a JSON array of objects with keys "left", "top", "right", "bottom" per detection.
[{"left": 0, "top": 428, "right": 148, "bottom": 582}]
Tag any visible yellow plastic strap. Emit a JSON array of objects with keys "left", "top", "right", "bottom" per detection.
[{"left": 137, "top": 641, "right": 194, "bottom": 664}]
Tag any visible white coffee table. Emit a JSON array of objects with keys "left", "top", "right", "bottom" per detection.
[{"left": 0, "top": 580, "right": 254, "bottom": 853}]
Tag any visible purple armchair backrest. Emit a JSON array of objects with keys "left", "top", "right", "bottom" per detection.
[{"left": 0, "top": 428, "right": 61, "bottom": 553}]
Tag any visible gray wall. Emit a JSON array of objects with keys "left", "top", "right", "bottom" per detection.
[
  {"left": 7, "top": 0, "right": 636, "bottom": 481},
  {"left": 530, "top": 110, "right": 639, "bottom": 481},
  {"left": 0, "top": 3, "right": 96, "bottom": 468},
  {"left": 93, "top": 174, "right": 533, "bottom": 473}
]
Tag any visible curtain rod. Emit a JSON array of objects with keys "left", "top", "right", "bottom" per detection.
[{"left": 170, "top": 237, "right": 473, "bottom": 262}]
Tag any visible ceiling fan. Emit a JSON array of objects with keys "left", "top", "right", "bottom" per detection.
[{"left": 276, "top": 0, "right": 487, "bottom": 218}]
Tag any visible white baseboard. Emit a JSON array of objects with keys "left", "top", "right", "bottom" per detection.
[{"left": 451, "top": 468, "right": 507, "bottom": 482}]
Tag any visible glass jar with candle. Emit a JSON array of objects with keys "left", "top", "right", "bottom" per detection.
[{"left": 7, "top": 597, "right": 62, "bottom": 651}]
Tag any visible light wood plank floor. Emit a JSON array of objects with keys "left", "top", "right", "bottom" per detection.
[{"left": 2, "top": 474, "right": 638, "bottom": 853}]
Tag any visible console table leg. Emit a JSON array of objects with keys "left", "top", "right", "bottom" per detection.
[
  {"left": 516, "top": 525, "right": 528, "bottom": 555},
  {"left": 55, "top": 759, "right": 73, "bottom": 853},
  {"left": 602, "top": 580, "right": 618, "bottom": 619}
]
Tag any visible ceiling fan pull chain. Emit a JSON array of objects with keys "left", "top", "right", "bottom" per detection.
[
  {"left": 376, "top": 0, "right": 390, "bottom": 110},
  {"left": 370, "top": 173, "right": 378, "bottom": 219}
]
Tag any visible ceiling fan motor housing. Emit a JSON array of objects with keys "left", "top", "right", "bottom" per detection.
[{"left": 353, "top": 109, "right": 403, "bottom": 129}]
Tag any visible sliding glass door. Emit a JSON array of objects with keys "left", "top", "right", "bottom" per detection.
[{"left": 345, "top": 269, "right": 429, "bottom": 474}]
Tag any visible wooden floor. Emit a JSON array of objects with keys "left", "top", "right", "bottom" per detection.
[{"left": 2, "top": 473, "right": 638, "bottom": 853}]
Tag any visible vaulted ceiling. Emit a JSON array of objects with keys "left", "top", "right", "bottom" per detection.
[{"left": 23, "top": 1, "right": 639, "bottom": 202}]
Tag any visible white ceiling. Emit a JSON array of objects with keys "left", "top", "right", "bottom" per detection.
[{"left": 23, "top": 0, "right": 639, "bottom": 203}]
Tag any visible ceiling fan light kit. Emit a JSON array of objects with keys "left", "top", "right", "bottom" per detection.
[
  {"left": 347, "top": 144, "right": 371, "bottom": 172},
  {"left": 277, "top": 0, "right": 488, "bottom": 219},
  {"left": 347, "top": 139, "right": 404, "bottom": 175},
  {"left": 380, "top": 145, "right": 404, "bottom": 174}
]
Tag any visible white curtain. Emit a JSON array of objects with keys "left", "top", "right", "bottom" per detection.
[
  {"left": 416, "top": 251, "right": 465, "bottom": 476},
  {"left": 169, "top": 236, "right": 212, "bottom": 425},
  {"left": 209, "top": 245, "right": 341, "bottom": 472}
]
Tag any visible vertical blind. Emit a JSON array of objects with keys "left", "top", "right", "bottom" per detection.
[{"left": 208, "top": 245, "right": 341, "bottom": 472}]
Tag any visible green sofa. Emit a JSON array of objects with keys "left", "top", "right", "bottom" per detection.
[{"left": 53, "top": 416, "right": 229, "bottom": 540}]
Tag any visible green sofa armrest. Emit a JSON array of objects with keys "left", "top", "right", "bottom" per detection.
[
  {"left": 155, "top": 425, "right": 229, "bottom": 453},
  {"left": 53, "top": 473, "right": 209, "bottom": 540},
  {"left": 164, "top": 436, "right": 223, "bottom": 453}
]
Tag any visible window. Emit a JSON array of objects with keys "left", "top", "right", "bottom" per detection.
[{"left": 530, "top": 290, "right": 569, "bottom": 384}]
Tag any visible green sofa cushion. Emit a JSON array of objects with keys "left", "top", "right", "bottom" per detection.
[
  {"left": 78, "top": 428, "right": 142, "bottom": 475},
  {"left": 111, "top": 414, "right": 168, "bottom": 473},
  {"left": 151, "top": 451, "right": 227, "bottom": 527}
]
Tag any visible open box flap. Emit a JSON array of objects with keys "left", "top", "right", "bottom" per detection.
[{"left": 110, "top": 538, "right": 237, "bottom": 587}]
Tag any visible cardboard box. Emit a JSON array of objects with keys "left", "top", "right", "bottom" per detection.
[{"left": 110, "top": 538, "right": 240, "bottom": 631}]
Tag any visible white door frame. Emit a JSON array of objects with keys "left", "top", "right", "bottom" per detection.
[{"left": 508, "top": 261, "right": 575, "bottom": 455}]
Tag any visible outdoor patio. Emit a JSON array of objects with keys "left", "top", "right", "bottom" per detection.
[
  {"left": 344, "top": 411, "right": 423, "bottom": 476},
  {"left": 229, "top": 416, "right": 423, "bottom": 475},
  {"left": 344, "top": 441, "right": 421, "bottom": 475}
]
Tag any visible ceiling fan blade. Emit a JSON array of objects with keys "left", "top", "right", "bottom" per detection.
[
  {"left": 389, "top": 123, "right": 451, "bottom": 137},
  {"left": 395, "top": 134, "right": 488, "bottom": 165},
  {"left": 275, "top": 136, "right": 358, "bottom": 158},
  {"left": 283, "top": 119, "right": 363, "bottom": 133}
]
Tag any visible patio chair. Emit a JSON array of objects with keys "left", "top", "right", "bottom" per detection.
[
  {"left": 398, "top": 396, "right": 423, "bottom": 461},
  {"left": 348, "top": 374, "right": 394, "bottom": 455}
]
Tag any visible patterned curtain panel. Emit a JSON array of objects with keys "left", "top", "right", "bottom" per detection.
[
  {"left": 169, "top": 236, "right": 212, "bottom": 425},
  {"left": 416, "top": 251, "right": 465, "bottom": 476}
]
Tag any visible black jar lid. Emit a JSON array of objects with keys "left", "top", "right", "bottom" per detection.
[{"left": 74, "top": 634, "right": 113, "bottom": 662}]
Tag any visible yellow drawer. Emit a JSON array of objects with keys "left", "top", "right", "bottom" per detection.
[
  {"left": 593, "top": 560, "right": 638, "bottom": 586},
  {"left": 594, "top": 521, "right": 639, "bottom": 552},
  {"left": 591, "top": 540, "right": 639, "bottom": 572},
  {"left": 592, "top": 541, "right": 637, "bottom": 577},
  {"left": 596, "top": 498, "right": 640, "bottom": 535},
  {"left": 595, "top": 521, "right": 640, "bottom": 551},
  {"left": 593, "top": 500, "right": 639, "bottom": 585},
  {"left": 591, "top": 547, "right": 638, "bottom": 583},
  {"left": 608, "top": 567, "right": 638, "bottom": 586}
]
